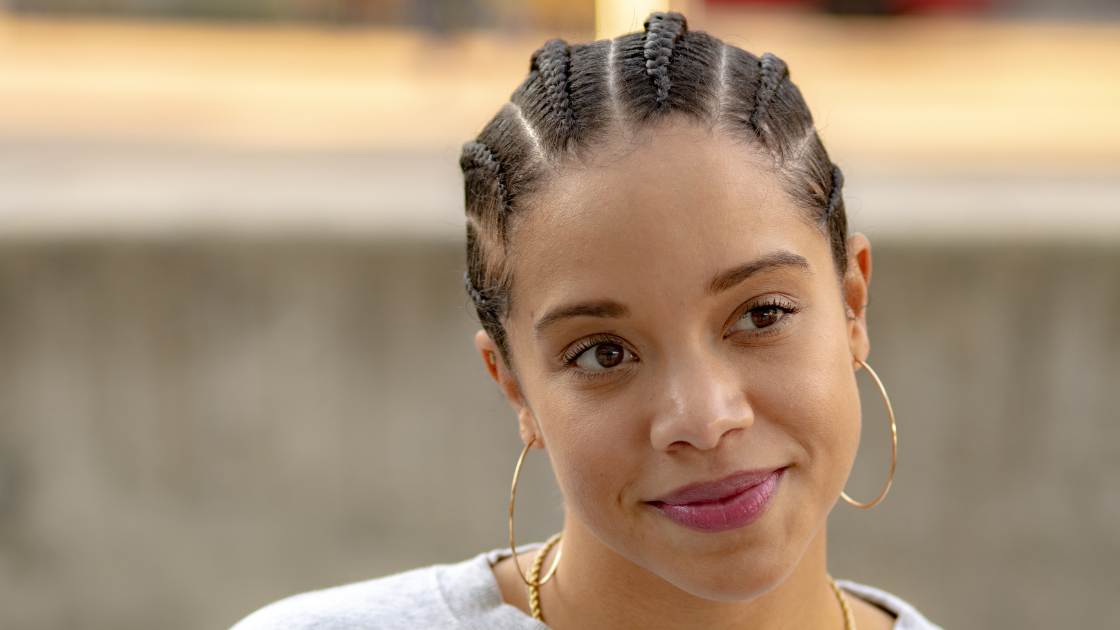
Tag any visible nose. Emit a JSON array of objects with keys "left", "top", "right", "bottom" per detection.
[{"left": 649, "top": 351, "right": 755, "bottom": 452}]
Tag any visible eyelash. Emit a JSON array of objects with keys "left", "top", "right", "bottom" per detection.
[
  {"left": 562, "top": 333, "right": 628, "bottom": 367},
  {"left": 727, "top": 296, "right": 800, "bottom": 338},
  {"left": 559, "top": 296, "right": 798, "bottom": 378}
]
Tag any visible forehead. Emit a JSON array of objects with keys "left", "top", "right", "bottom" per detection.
[{"left": 507, "top": 122, "right": 828, "bottom": 318}]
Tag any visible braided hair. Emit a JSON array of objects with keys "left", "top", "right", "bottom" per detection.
[{"left": 462, "top": 12, "right": 847, "bottom": 361}]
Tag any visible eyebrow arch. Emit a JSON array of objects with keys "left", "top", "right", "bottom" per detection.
[
  {"left": 534, "top": 299, "right": 630, "bottom": 336},
  {"left": 707, "top": 251, "right": 812, "bottom": 295}
]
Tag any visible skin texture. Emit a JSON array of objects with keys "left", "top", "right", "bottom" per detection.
[{"left": 477, "top": 120, "right": 892, "bottom": 630}]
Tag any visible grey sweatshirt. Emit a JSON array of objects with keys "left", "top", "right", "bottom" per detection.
[{"left": 232, "top": 548, "right": 943, "bottom": 630}]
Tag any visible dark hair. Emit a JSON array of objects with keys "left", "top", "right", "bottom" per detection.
[{"left": 462, "top": 12, "right": 847, "bottom": 362}]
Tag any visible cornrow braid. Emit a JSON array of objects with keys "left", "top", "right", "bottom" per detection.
[
  {"left": 827, "top": 163, "right": 845, "bottom": 217},
  {"left": 462, "top": 269, "right": 488, "bottom": 309},
  {"left": 824, "top": 163, "right": 848, "bottom": 270},
  {"left": 532, "top": 39, "right": 575, "bottom": 144},
  {"left": 643, "top": 12, "right": 688, "bottom": 112},
  {"left": 751, "top": 52, "right": 789, "bottom": 130},
  {"left": 460, "top": 141, "right": 511, "bottom": 334},
  {"left": 460, "top": 141, "right": 507, "bottom": 215},
  {"left": 461, "top": 12, "right": 849, "bottom": 363}
]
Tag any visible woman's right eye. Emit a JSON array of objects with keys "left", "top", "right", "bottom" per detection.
[{"left": 574, "top": 342, "right": 634, "bottom": 371}]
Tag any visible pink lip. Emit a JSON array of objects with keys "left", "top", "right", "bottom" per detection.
[{"left": 647, "top": 469, "right": 783, "bottom": 532}]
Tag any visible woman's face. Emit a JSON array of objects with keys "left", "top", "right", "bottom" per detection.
[{"left": 481, "top": 121, "right": 871, "bottom": 600}]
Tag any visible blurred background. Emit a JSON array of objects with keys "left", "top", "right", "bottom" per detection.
[{"left": 0, "top": 0, "right": 1117, "bottom": 628}]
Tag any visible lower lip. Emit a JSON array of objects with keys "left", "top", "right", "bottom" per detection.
[{"left": 649, "top": 470, "right": 782, "bottom": 533}]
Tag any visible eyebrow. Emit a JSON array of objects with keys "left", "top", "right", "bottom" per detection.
[
  {"left": 534, "top": 299, "right": 630, "bottom": 336},
  {"left": 532, "top": 252, "right": 810, "bottom": 336},
  {"left": 707, "top": 251, "right": 812, "bottom": 295}
]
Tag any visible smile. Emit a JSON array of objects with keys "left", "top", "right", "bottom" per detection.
[{"left": 647, "top": 468, "right": 783, "bottom": 532}]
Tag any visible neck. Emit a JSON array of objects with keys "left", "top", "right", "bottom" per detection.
[{"left": 534, "top": 511, "right": 840, "bottom": 630}]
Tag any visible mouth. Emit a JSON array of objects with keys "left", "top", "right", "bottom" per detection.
[{"left": 646, "top": 468, "right": 784, "bottom": 533}]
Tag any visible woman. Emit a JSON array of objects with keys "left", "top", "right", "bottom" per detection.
[{"left": 234, "top": 12, "right": 940, "bottom": 630}]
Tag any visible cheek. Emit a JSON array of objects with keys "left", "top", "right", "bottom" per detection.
[
  {"left": 537, "top": 387, "right": 649, "bottom": 532},
  {"left": 754, "top": 324, "right": 861, "bottom": 497},
  {"left": 789, "top": 368, "right": 860, "bottom": 482}
]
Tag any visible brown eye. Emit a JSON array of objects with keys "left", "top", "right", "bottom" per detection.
[
  {"left": 595, "top": 344, "right": 624, "bottom": 367},
  {"left": 731, "top": 303, "right": 791, "bottom": 332},
  {"left": 750, "top": 307, "right": 782, "bottom": 328},
  {"left": 574, "top": 342, "right": 634, "bottom": 371}
]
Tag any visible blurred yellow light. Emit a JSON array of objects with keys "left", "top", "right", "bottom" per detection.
[
  {"left": 596, "top": 0, "right": 670, "bottom": 39},
  {"left": 0, "top": 13, "right": 1116, "bottom": 170}
]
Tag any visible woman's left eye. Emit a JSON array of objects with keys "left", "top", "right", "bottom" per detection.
[
  {"left": 573, "top": 342, "right": 635, "bottom": 371},
  {"left": 731, "top": 305, "right": 789, "bottom": 331}
]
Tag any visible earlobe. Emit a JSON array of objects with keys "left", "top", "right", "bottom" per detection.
[{"left": 518, "top": 408, "right": 544, "bottom": 449}]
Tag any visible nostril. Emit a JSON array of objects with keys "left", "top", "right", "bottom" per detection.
[{"left": 720, "top": 426, "right": 745, "bottom": 441}]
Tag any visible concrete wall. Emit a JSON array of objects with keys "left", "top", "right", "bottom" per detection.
[{"left": 0, "top": 240, "right": 1116, "bottom": 630}]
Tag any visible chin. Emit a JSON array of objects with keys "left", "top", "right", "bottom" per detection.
[{"left": 651, "top": 544, "right": 802, "bottom": 602}]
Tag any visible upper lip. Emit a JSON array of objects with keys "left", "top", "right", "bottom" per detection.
[{"left": 648, "top": 468, "right": 782, "bottom": 506}]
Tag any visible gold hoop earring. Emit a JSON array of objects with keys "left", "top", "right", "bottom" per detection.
[
  {"left": 509, "top": 438, "right": 562, "bottom": 586},
  {"left": 841, "top": 359, "right": 898, "bottom": 508}
]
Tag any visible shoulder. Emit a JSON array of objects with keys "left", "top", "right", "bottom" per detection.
[
  {"left": 230, "top": 566, "right": 448, "bottom": 630},
  {"left": 837, "top": 581, "right": 944, "bottom": 630},
  {"left": 230, "top": 552, "right": 501, "bottom": 630}
]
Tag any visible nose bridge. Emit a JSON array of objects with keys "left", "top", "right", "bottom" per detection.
[{"left": 650, "top": 340, "right": 754, "bottom": 452}]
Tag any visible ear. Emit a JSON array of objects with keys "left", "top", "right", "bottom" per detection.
[
  {"left": 844, "top": 233, "right": 872, "bottom": 368},
  {"left": 474, "top": 330, "right": 544, "bottom": 449}
]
